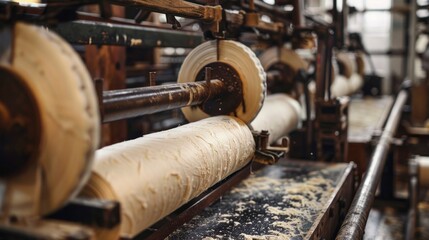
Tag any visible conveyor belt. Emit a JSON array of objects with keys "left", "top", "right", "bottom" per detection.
[{"left": 167, "top": 160, "right": 354, "bottom": 240}]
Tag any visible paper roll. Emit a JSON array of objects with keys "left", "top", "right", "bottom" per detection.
[
  {"left": 1, "top": 22, "right": 99, "bottom": 217},
  {"left": 331, "top": 75, "right": 351, "bottom": 98},
  {"left": 251, "top": 94, "right": 301, "bottom": 144},
  {"left": 80, "top": 116, "right": 255, "bottom": 238},
  {"left": 333, "top": 52, "right": 365, "bottom": 96},
  {"left": 349, "top": 73, "right": 364, "bottom": 93}
]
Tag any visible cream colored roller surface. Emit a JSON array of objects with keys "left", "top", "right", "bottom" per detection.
[
  {"left": 418, "top": 157, "right": 429, "bottom": 188},
  {"left": 178, "top": 40, "right": 266, "bottom": 124},
  {"left": 259, "top": 46, "right": 308, "bottom": 73},
  {"left": 331, "top": 75, "right": 351, "bottom": 97},
  {"left": 251, "top": 94, "right": 301, "bottom": 144},
  {"left": 332, "top": 51, "right": 364, "bottom": 97},
  {"left": 1, "top": 22, "right": 99, "bottom": 217},
  {"left": 80, "top": 116, "right": 255, "bottom": 238}
]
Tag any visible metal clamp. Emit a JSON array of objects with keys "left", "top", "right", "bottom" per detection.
[{"left": 252, "top": 130, "right": 289, "bottom": 165}]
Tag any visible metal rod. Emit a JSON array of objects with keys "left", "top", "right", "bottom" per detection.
[
  {"left": 103, "top": 80, "right": 224, "bottom": 123},
  {"left": 336, "top": 90, "right": 408, "bottom": 240}
]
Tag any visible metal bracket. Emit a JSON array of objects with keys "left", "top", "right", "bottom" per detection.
[
  {"left": 166, "top": 14, "right": 181, "bottom": 29},
  {"left": 252, "top": 130, "right": 289, "bottom": 165},
  {"left": 243, "top": 12, "right": 284, "bottom": 33},
  {"left": 47, "top": 198, "right": 121, "bottom": 229}
]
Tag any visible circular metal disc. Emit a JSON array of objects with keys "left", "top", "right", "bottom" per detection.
[{"left": 0, "top": 67, "right": 41, "bottom": 176}]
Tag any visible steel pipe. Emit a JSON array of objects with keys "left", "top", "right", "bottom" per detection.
[
  {"left": 336, "top": 90, "right": 408, "bottom": 240},
  {"left": 103, "top": 80, "right": 224, "bottom": 123}
]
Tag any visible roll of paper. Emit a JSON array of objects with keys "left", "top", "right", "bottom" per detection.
[
  {"left": 80, "top": 116, "right": 255, "bottom": 238},
  {"left": 251, "top": 94, "right": 301, "bottom": 144}
]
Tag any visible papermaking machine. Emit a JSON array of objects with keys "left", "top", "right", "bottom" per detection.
[{"left": 0, "top": 1, "right": 423, "bottom": 240}]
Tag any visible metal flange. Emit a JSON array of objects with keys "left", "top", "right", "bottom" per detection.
[{"left": 0, "top": 67, "right": 41, "bottom": 176}]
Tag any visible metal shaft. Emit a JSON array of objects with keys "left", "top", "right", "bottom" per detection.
[
  {"left": 336, "top": 90, "right": 408, "bottom": 240},
  {"left": 103, "top": 80, "right": 224, "bottom": 123}
]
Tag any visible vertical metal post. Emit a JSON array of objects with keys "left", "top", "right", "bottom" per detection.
[
  {"left": 315, "top": 28, "right": 335, "bottom": 101},
  {"left": 406, "top": 157, "right": 418, "bottom": 240},
  {"left": 407, "top": 0, "right": 417, "bottom": 84}
]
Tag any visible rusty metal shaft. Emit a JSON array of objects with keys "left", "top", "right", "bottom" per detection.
[
  {"left": 336, "top": 90, "right": 408, "bottom": 240},
  {"left": 103, "top": 80, "right": 224, "bottom": 123}
]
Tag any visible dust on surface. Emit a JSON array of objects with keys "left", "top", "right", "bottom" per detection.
[{"left": 167, "top": 161, "right": 347, "bottom": 240}]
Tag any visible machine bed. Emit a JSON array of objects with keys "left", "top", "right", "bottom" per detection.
[{"left": 165, "top": 160, "right": 355, "bottom": 240}]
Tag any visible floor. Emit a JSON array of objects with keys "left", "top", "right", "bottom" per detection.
[{"left": 365, "top": 201, "right": 429, "bottom": 240}]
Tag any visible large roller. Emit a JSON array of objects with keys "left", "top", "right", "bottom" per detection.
[
  {"left": 79, "top": 39, "right": 269, "bottom": 238},
  {"left": 0, "top": 22, "right": 100, "bottom": 217},
  {"left": 331, "top": 51, "right": 364, "bottom": 97},
  {"left": 251, "top": 94, "right": 301, "bottom": 144},
  {"left": 258, "top": 46, "right": 309, "bottom": 94},
  {"left": 80, "top": 116, "right": 255, "bottom": 239},
  {"left": 254, "top": 47, "right": 304, "bottom": 144},
  {"left": 178, "top": 40, "right": 266, "bottom": 124}
]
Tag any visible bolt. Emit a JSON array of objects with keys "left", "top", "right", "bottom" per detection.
[
  {"left": 205, "top": 67, "right": 212, "bottom": 84},
  {"left": 149, "top": 72, "right": 157, "bottom": 87}
]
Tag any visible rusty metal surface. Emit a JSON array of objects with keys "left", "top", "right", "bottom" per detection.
[
  {"left": 103, "top": 80, "right": 225, "bottom": 123},
  {"left": 0, "top": 67, "right": 41, "bottom": 176},
  {"left": 166, "top": 160, "right": 354, "bottom": 240},
  {"left": 348, "top": 96, "right": 394, "bottom": 143},
  {"left": 336, "top": 90, "right": 408, "bottom": 240},
  {"left": 267, "top": 63, "right": 295, "bottom": 94},
  {"left": 103, "top": 61, "right": 245, "bottom": 123},
  {"left": 194, "top": 62, "right": 243, "bottom": 117},
  {"left": 315, "top": 97, "right": 349, "bottom": 162},
  {"left": 315, "top": 28, "right": 334, "bottom": 100}
]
